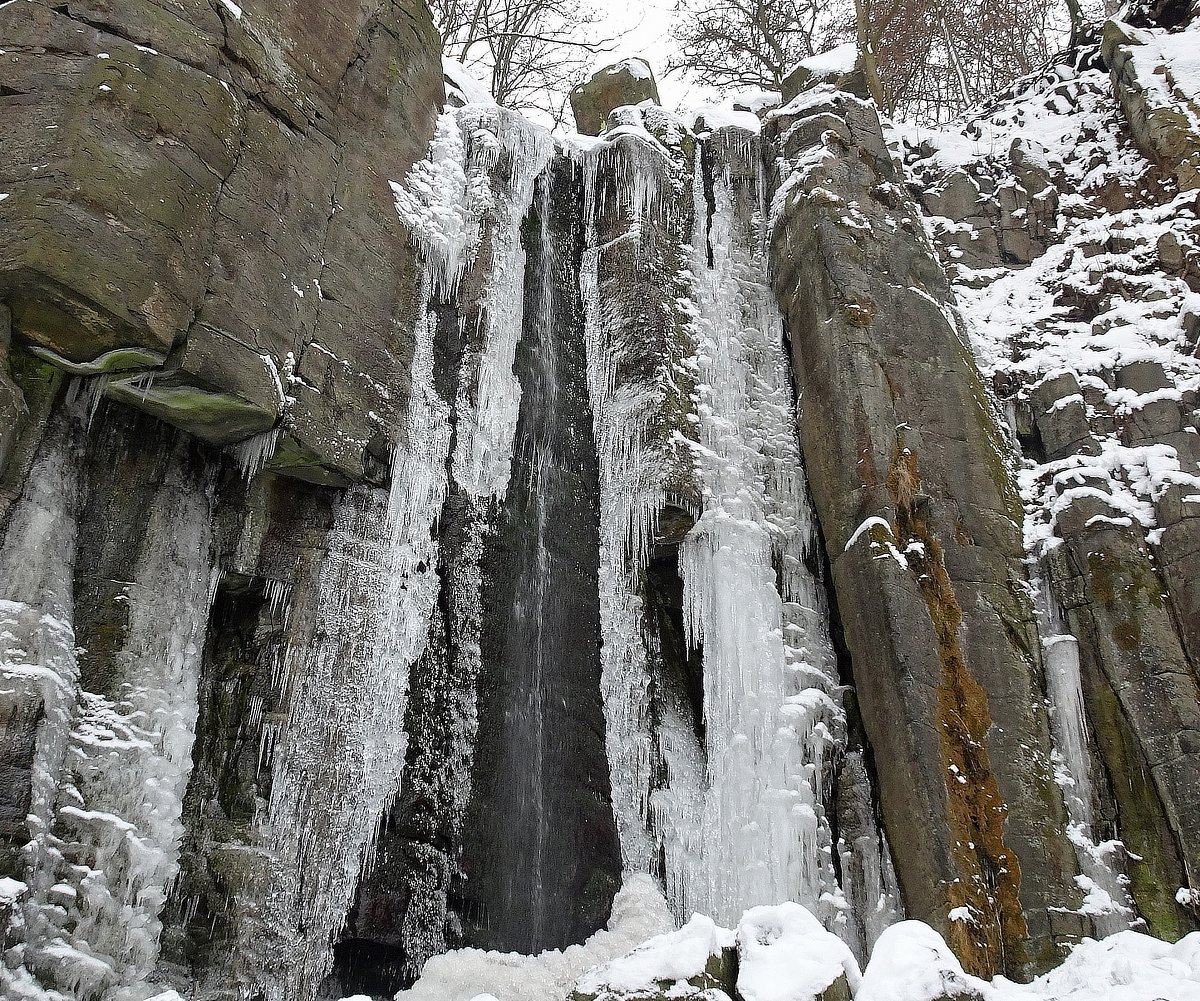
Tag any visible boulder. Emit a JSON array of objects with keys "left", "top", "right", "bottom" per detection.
[
  {"left": 570, "top": 914, "right": 737, "bottom": 1001},
  {"left": 858, "top": 922, "right": 991, "bottom": 1001},
  {"left": 570, "top": 59, "right": 661, "bottom": 136},
  {"left": 781, "top": 43, "right": 870, "bottom": 104},
  {"left": 1102, "top": 19, "right": 1200, "bottom": 193},
  {"left": 735, "top": 903, "right": 862, "bottom": 1001}
]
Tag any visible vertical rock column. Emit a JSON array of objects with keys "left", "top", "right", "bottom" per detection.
[{"left": 766, "top": 88, "right": 1080, "bottom": 978}]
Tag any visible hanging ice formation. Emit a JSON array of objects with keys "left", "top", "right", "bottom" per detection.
[
  {"left": 222, "top": 104, "right": 553, "bottom": 1000},
  {"left": 573, "top": 107, "right": 703, "bottom": 875},
  {"left": 1, "top": 417, "right": 84, "bottom": 1000},
  {"left": 669, "top": 126, "right": 845, "bottom": 925},
  {"left": 1032, "top": 569, "right": 1136, "bottom": 936},
  {"left": 573, "top": 106, "right": 859, "bottom": 931},
  {"left": 0, "top": 410, "right": 217, "bottom": 1001}
]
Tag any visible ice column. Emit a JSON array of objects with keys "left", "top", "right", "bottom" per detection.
[
  {"left": 0, "top": 418, "right": 83, "bottom": 1000},
  {"left": 37, "top": 453, "right": 214, "bottom": 1001},
  {"left": 0, "top": 419, "right": 216, "bottom": 1001},
  {"left": 244, "top": 106, "right": 551, "bottom": 1000},
  {"left": 575, "top": 126, "right": 698, "bottom": 872},
  {"left": 664, "top": 129, "right": 845, "bottom": 925},
  {"left": 1033, "top": 569, "right": 1135, "bottom": 936}
]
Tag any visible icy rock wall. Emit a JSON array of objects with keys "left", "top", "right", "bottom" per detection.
[
  {"left": 458, "top": 158, "right": 621, "bottom": 957},
  {"left": 660, "top": 125, "right": 845, "bottom": 924},
  {"left": 571, "top": 103, "right": 875, "bottom": 938},
  {"left": 574, "top": 108, "right": 705, "bottom": 876},
  {"left": 1, "top": 406, "right": 216, "bottom": 1001},
  {"left": 212, "top": 103, "right": 555, "bottom": 1001},
  {"left": 767, "top": 85, "right": 1083, "bottom": 979}
]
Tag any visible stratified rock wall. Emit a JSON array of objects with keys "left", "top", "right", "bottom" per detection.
[
  {"left": 0, "top": 0, "right": 443, "bottom": 481},
  {"left": 766, "top": 90, "right": 1080, "bottom": 978}
]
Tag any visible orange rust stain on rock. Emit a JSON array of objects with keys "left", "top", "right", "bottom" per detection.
[{"left": 887, "top": 444, "right": 1029, "bottom": 978}]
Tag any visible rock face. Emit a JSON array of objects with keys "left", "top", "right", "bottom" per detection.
[
  {"left": 904, "top": 13, "right": 1200, "bottom": 944},
  {"left": 0, "top": 0, "right": 443, "bottom": 481},
  {"left": 767, "top": 89, "right": 1078, "bottom": 979},
  {"left": 2, "top": 3, "right": 1200, "bottom": 1000}
]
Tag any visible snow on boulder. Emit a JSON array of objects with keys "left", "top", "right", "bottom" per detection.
[
  {"left": 857, "top": 921, "right": 992, "bottom": 1001},
  {"left": 571, "top": 912, "right": 737, "bottom": 1000},
  {"left": 735, "top": 902, "right": 862, "bottom": 1001},
  {"left": 569, "top": 59, "right": 661, "bottom": 136},
  {"left": 781, "top": 43, "right": 869, "bottom": 104},
  {"left": 1022, "top": 930, "right": 1200, "bottom": 1001}
]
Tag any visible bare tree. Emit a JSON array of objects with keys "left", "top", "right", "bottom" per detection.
[
  {"left": 672, "top": 0, "right": 1075, "bottom": 123},
  {"left": 851, "top": 0, "right": 1067, "bottom": 120},
  {"left": 666, "top": 0, "right": 844, "bottom": 91},
  {"left": 432, "top": 0, "right": 621, "bottom": 125}
]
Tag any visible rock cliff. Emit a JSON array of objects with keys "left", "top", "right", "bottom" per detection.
[{"left": 1, "top": 2, "right": 1198, "bottom": 1001}]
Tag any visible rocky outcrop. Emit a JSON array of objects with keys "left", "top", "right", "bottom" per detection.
[
  {"left": 1102, "top": 20, "right": 1200, "bottom": 192},
  {"left": 904, "top": 13, "right": 1200, "bottom": 943},
  {"left": 767, "top": 88, "right": 1080, "bottom": 978},
  {"left": 4, "top": 2, "right": 1200, "bottom": 998},
  {"left": 570, "top": 59, "right": 662, "bottom": 136},
  {"left": 0, "top": 0, "right": 444, "bottom": 482}
]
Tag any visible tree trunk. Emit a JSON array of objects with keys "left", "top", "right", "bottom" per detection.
[{"left": 854, "top": 0, "right": 889, "bottom": 110}]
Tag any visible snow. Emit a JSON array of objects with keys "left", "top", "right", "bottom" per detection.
[
  {"left": 393, "top": 875, "right": 675, "bottom": 1001},
  {"left": 735, "top": 903, "right": 861, "bottom": 1001},
  {"left": 605, "top": 57, "right": 654, "bottom": 81},
  {"left": 691, "top": 105, "right": 762, "bottom": 134},
  {"left": 443, "top": 57, "right": 496, "bottom": 106},
  {"left": 858, "top": 922, "right": 992, "bottom": 1001},
  {"left": 0, "top": 877, "right": 27, "bottom": 903},
  {"left": 1014, "top": 931, "right": 1200, "bottom": 1001},
  {"left": 795, "top": 43, "right": 857, "bottom": 78},
  {"left": 219, "top": 0, "right": 242, "bottom": 17},
  {"left": 576, "top": 913, "right": 733, "bottom": 995},
  {"left": 844, "top": 516, "right": 892, "bottom": 551}
]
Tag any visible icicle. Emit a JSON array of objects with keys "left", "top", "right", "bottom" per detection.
[
  {"left": 1031, "top": 565, "right": 1136, "bottom": 935},
  {"left": 450, "top": 108, "right": 554, "bottom": 500},
  {"left": 1, "top": 422, "right": 217, "bottom": 1001},
  {"left": 652, "top": 128, "right": 845, "bottom": 927},
  {"left": 65, "top": 373, "right": 109, "bottom": 430},
  {"left": 231, "top": 427, "right": 281, "bottom": 480},
  {"left": 574, "top": 129, "right": 685, "bottom": 872}
]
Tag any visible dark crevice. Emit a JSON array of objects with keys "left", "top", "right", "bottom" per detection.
[{"left": 700, "top": 145, "right": 717, "bottom": 270}]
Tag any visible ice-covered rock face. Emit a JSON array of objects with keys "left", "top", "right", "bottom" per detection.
[{"left": 2, "top": 6, "right": 1200, "bottom": 1001}]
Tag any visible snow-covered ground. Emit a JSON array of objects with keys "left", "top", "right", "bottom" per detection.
[{"left": 363, "top": 875, "right": 1200, "bottom": 1001}]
